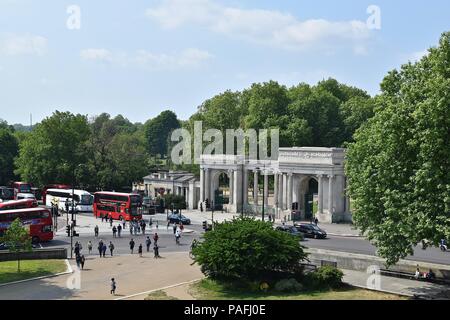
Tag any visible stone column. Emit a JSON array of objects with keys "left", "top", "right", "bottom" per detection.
[
  {"left": 318, "top": 175, "right": 323, "bottom": 214},
  {"left": 273, "top": 173, "right": 278, "bottom": 209},
  {"left": 228, "top": 169, "right": 234, "bottom": 205},
  {"left": 199, "top": 169, "right": 205, "bottom": 203},
  {"left": 328, "top": 175, "right": 334, "bottom": 214},
  {"left": 287, "top": 173, "right": 293, "bottom": 210},
  {"left": 233, "top": 169, "right": 242, "bottom": 212},
  {"left": 188, "top": 181, "right": 195, "bottom": 210},
  {"left": 278, "top": 174, "right": 283, "bottom": 210},
  {"left": 205, "top": 169, "right": 210, "bottom": 202},
  {"left": 263, "top": 173, "right": 269, "bottom": 207},
  {"left": 283, "top": 174, "right": 288, "bottom": 210},
  {"left": 243, "top": 169, "right": 248, "bottom": 206},
  {"left": 253, "top": 170, "right": 259, "bottom": 206}
]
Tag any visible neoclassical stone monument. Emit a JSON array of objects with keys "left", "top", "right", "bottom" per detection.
[
  {"left": 141, "top": 147, "right": 352, "bottom": 223},
  {"left": 198, "top": 147, "right": 351, "bottom": 223}
]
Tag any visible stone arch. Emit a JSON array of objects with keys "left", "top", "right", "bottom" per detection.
[
  {"left": 296, "top": 175, "right": 318, "bottom": 217},
  {"left": 210, "top": 169, "right": 231, "bottom": 208}
]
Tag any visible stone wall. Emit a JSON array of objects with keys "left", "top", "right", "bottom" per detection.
[{"left": 0, "top": 248, "right": 67, "bottom": 262}]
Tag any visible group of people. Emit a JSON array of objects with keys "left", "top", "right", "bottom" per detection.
[
  {"left": 415, "top": 266, "right": 436, "bottom": 281},
  {"left": 73, "top": 241, "right": 86, "bottom": 269},
  {"left": 128, "top": 234, "right": 161, "bottom": 258}
]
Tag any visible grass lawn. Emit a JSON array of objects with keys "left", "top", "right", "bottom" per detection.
[
  {"left": 0, "top": 259, "right": 67, "bottom": 285},
  {"left": 145, "top": 290, "right": 179, "bottom": 300},
  {"left": 188, "top": 279, "right": 407, "bottom": 300}
]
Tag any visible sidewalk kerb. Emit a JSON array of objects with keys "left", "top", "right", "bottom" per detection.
[{"left": 114, "top": 278, "right": 203, "bottom": 300}]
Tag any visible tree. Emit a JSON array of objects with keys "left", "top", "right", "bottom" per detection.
[
  {"left": 192, "top": 218, "right": 307, "bottom": 281},
  {"left": 0, "top": 120, "right": 19, "bottom": 185},
  {"left": 345, "top": 32, "right": 450, "bottom": 265},
  {"left": 15, "top": 111, "right": 90, "bottom": 186},
  {"left": 162, "top": 194, "right": 186, "bottom": 210},
  {"left": 144, "top": 110, "right": 180, "bottom": 158},
  {"left": 1, "top": 218, "right": 32, "bottom": 272}
]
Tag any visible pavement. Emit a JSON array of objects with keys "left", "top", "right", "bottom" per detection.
[
  {"left": 342, "top": 269, "right": 450, "bottom": 299},
  {"left": 55, "top": 213, "right": 194, "bottom": 236}
]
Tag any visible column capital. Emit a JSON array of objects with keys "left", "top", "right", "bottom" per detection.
[
  {"left": 327, "top": 174, "right": 334, "bottom": 179},
  {"left": 287, "top": 172, "right": 293, "bottom": 177}
]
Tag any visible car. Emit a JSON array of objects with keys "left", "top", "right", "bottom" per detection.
[
  {"left": 142, "top": 196, "right": 152, "bottom": 208},
  {"left": 275, "top": 225, "right": 305, "bottom": 241},
  {"left": 167, "top": 213, "right": 191, "bottom": 225},
  {"left": 295, "top": 223, "right": 327, "bottom": 239},
  {"left": 16, "top": 193, "right": 36, "bottom": 200}
]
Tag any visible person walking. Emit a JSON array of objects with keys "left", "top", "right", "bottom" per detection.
[
  {"left": 138, "top": 244, "right": 143, "bottom": 257},
  {"left": 80, "top": 254, "right": 85, "bottom": 270},
  {"left": 314, "top": 217, "right": 319, "bottom": 225},
  {"left": 98, "top": 240, "right": 104, "bottom": 257},
  {"left": 75, "top": 253, "right": 81, "bottom": 269},
  {"left": 129, "top": 221, "right": 133, "bottom": 235},
  {"left": 173, "top": 223, "right": 177, "bottom": 235},
  {"left": 175, "top": 227, "right": 181, "bottom": 245},
  {"left": 129, "top": 238, "right": 135, "bottom": 254},
  {"left": 109, "top": 215, "right": 113, "bottom": 227},
  {"left": 112, "top": 225, "right": 117, "bottom": 238},
  {"left": 117, "top": 224, "right": 122, "bottom": 237},
  {"left": 94, "top": 225, "right": 99, "bottom": 238},
  {"left": 110, "top": 278, "right": 117, "bottom": 295},
  {"left": 153, "top": 233, "right": 159, "bottom": 245},
  {"left": 102, "top": 243, "right": 107, "bottom": 258},
  {"left": 145, "top": 236, "right": 151, "bottom": 252},
  {"left": 141, "top": 221, "right": 146, "bottom": 235},
  {"left": 153, "top": 243, "right": 160, "bottom": 258},
  {"left": 87, "top": 241, "right": 93, "bottom": 254},
  {"left": 122, "top": 219, "right": 126, "bottom": 230},
  {"left": 109, "top": 241, "right": 115, "bottom": 256}
]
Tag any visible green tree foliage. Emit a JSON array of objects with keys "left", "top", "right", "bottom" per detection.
[
  {"left": 144, "top": 110, "right": 180, "bottom": 157},
  {"left": 192, "top": 218, "right": 307, "bottom": 281},
  {"left": 15, "top": 111, "right": 90, "bottom": 186},
  {"left": 345, "top": 32, "right": 450, "bottom": 265},
  {"left": 162, "top": 193, "right": 186, "bottom": 210},
  {"left": 0, "top": 120, "right": 19, "bottom": 185},
  {"left": 1, "top": 218, "right": 32, "bottom": 272}
]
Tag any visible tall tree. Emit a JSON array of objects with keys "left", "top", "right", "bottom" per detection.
[
  {"left": 0, "top": 120, "right": 19, "bottom": 185},
  {"left": 144, "top": 110, "right": 180, "bottom": 157},
  {"left": 15, "top": 111, "right": 90, "bottom": 186},
  {"left": 346, "top": 32, "right": 450, "bottom": 265}
]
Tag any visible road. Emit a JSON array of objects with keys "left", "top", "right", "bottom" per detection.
[{"left": 44, "top": 213, "right": 450, "bottom": 266}]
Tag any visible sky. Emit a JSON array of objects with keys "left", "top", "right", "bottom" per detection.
[{"left": 0, "top": 0, "right": 449, "bottom": 125}]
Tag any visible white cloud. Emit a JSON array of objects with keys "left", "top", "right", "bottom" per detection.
[
  {"left": 408, "top": 50, "right": 428, "bottom": 62},
  {"left": 80, "top": 47, "right": 213, "bottom": 70},
  {"left": 145, "top": 0, "right": 372, "bottom": 52},
  {"left": 80, "top": 48, "right": 114, "bottom": 62},
  {"left": 0, "top": 33, "right": 47, "bottom": 56}
]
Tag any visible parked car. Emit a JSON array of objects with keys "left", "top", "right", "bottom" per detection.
[
  {"left": 275, "top": 225, "right": 305, "bottom": 241},
  {"left": 167, "top": 213, "right": 191, "bottom": 225},
  {"left": 295, "top": 223, "right": 327, "bottom": 239},
  {"left": 16, "top": 193, "right": 36, "bottom": 200}
]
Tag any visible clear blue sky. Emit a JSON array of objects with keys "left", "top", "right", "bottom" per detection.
[{"left": 0, "top": 0, "right": 449, "bottom": 125}]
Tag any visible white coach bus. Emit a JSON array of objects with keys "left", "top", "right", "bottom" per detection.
[{"left": 45, "top": 188, "right": 93, "bottom": 212}]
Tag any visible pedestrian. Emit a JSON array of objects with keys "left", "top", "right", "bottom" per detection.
[
  {"left": 109, "top": 241, "right": 115, "bottom": 256},
  {"left": 102, "top": 243, "right": 107, "bottom": 258},
  {"left": 98, "top": 240, "right": 104, "bottom": 257},
  {"left": 173, "top": 223, "right": 177, "bottom": 235},
  {"left": 153, "top": 243, "right": 160, "bottom": 258},
  {"left": 74, "top": 242, "right": 81, "bottom": 257},
  {"left": 80, "top": 254, "right": 85, "bottom": 270},
  {"left": 109, "top": 215, "right": 113, "bottom": 227},
  {"left": 180, "top": 223, "right": 184, "bottom": 232},
  {"left": 138, "top": 244, "right": 143, "bottom": 257},
  {"left": 129, "top": 238, "right": 135, "bottom": 254},
  {"left": 87, "top": 241, "right": 93, "bottom": 254},
  {"left": 94, "top": 225, "right": 99, "bottom": 238},
  {"left": 117, "top": 224, "right": 122, "bottom": 237},
  {"left": 122, "top": 219, "right": 126, "bottom": 230},
  {"left": 100, "top": 213, "right": 104, "bottom": 222},
  {"left": 175, "top": 228, "right": 181, "bottom": 244},
  {"left": 145, "top": 236, "right": 151, "bottom": 252},
  {"left": 142, "top": 221, "right": 146, "bottom": 235},
  {"left": 75, "top": 254, "right": 81, "bottom": 269},
  {"left": 129, "top": 221, "right": 133, "bottom": 235},
  {"left": 200, "top": 202, "right": 203, "bottom": 212},
  {"left": 153, "top": 233, "right": 159, "bottom": 245},
  {"left": 112, "top": 225, "right": 117, "bottom": 238},
  {"left": 110, "top": 278, "right": 117, "bottom": 295}
]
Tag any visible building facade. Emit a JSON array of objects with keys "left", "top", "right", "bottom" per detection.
[{"left": 141, "top": 147, "right": 352, "bottom": 223}]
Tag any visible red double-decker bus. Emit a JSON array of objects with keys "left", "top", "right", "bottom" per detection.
[
  {"left": 0, "top": 207, "right": 53, "bottom": 243},
  {"left": 0, "top": 199, "right": 38, "bottom": 211},
  {"left": 93, "top": 192, "right": 142, "bottom": 221},
  {"left": 12, "top": 182, "right": 33, "bottom": 199}
]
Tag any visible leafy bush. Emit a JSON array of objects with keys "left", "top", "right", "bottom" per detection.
[
  {"left": 274, "top": 278, "right": 303, "bottom": 293},
  {"left": 192, "top": 218, "right": 308, "bottom": 281},
  {"left": 306, "top": 266, "right": 344, "bottom": 289}
]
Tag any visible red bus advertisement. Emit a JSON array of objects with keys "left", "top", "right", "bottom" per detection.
[
  {"left": 42, "top": 184, "right": 72, "bottom": 205},
  {"left": 0, "top": 207, "right": 53, "bottom": 243},
  {"left": 93, "top": 192, "right": 142, "bottom": 221},
  {"left": 0, "top": 199, "right": 38, "bottom": 211},
  {"left": 12, "top": 182, "right": 33, "bottom": 199}
]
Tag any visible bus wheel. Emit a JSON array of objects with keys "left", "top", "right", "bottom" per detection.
[{"left": 32, "top": 236, "right": 40, "bottom": 244}]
